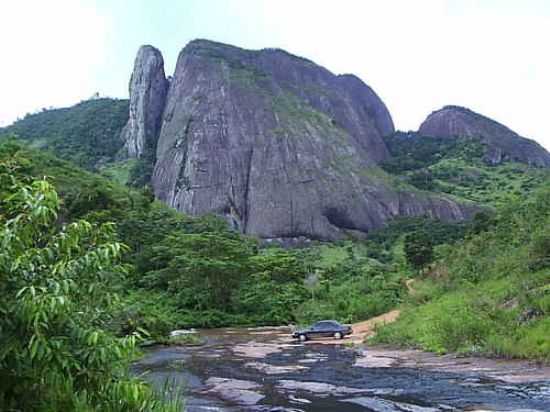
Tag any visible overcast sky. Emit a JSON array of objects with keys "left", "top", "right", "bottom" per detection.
[{"left": 1, "top": 0, "right": 549, "bottom": 149}]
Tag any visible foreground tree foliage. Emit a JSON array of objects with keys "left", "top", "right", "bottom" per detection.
[{"left": 0, "top": 161, "right": 179, "bottom": 411}]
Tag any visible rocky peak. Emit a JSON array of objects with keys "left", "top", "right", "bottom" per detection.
[
  {"left": 145, "top": 40, "right": 475, "bottom": 241},
  {"left": 120, "top": 45, "right": 168, "bottom": 158},
  {"left": 419, "top": 106, "right": 550, "bottom": 167},
  {"left": 336, "top": 74, "right": 395, "bottom": 137}
]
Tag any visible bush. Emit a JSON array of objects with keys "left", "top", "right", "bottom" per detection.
[
  {"left": 0, "top": 163, "right": 179, "bottom": 411},
  {"left": 529, "top": 233, "right": 550, "bottom": 270}
]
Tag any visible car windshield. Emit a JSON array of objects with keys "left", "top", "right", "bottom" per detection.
[{"left": 313, "top": 321, "right": 338, "bottom": 330}]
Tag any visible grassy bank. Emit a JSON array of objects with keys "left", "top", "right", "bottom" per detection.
[{"left": 373, "top": 186, "right": 550, "bottom": 361}]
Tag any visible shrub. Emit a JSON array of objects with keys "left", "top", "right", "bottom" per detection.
[{"left": 0, "top": 165, "right": 178, "bottom": 411}]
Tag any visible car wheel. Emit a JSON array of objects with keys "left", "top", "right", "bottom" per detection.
[
  {"left": 299, "top": 334, "right": 307, "bottom": 342},
  {"left": 334, "top": 332, "right": 343, "bottom": 339}
]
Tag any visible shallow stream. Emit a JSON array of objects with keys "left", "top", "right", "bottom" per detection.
[{"left": 133, "top": 327, "right": 550, "bottom": 411}]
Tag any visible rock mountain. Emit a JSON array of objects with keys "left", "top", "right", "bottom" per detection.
[
  {"left": 120, "top": 46, "right": 168, "bottom": 158},
  {"left": 419, "top": 106, "right": 550, "bottom": 167},
  {"left": 120, "top": 40, "right": 548, "bottom": 241}
]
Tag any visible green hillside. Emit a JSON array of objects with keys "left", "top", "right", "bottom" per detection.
[
  {"left": 0, "top": 98, "right": 128, "bottom": 170},
  {"left": 1, "top": 131, "right": 549, "bottom": 411},
  {"left": 382, "top": 132, "right": 550, "bottom": 207},
  {"left": 373, "top": 184, "right": 550, "bottom": 360}
]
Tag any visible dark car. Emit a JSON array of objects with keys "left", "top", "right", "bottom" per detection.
[{"left": 292, "top": 320, "right": 352, "bottom": 341}]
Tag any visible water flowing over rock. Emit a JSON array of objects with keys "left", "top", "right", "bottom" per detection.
[
  {"left": 135, "top": 39, "right": 476, "bottom": 240},
  {"left": 419, "top": 105, "right": 550, "bottom": 167},
  {"left": 120, "top": 45, "right": 168, "bottom": 158}
]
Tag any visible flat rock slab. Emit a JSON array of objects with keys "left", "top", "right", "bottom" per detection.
[
  {"left": 136, "top": 327, "right": 550, "bottom": 411},
  {"left": 203, "top": 377, "right": 264, "bottom": 406},
  {"left": 342, "top": 396, "right": 441, "bottom": 412},
  {"left": 277, "top": 379, "right": 364, "bottom": 396},
  {"left": 245, "top": 361, "right": 308, "bottom": 374},
  {"left": 354, "top": 351, "right": 399, "bottom": 368},
  {"left": 232, "top": 341, "right": 300, "bottom": 358},
  {"left": 470, "top": 410, "right": 545, "bottom": 412},
  {"left": 358, "top": 347, "right": 550, "bottom": 383}
]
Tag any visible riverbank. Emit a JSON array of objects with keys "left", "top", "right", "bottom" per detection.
[{"left": 134, "top": 326, "right": 550, "bottom": 411}]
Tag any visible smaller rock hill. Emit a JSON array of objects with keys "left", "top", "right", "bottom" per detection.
[{"left": 419, "top": 105, "right": 550, "bottom": 167}]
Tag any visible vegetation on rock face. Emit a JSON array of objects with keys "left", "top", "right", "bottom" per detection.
[{"left": 382, "top": 132, "right": 550, "bottom": 206}]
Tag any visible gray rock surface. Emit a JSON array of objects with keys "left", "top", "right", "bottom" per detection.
[
  {"left": 120, "top": 45, "right": 168, "bottom": 158},
  {"left": 148, "top": 40, "right": 477, "bottom": 240},
  {"left": 419, "top": 106, "right": 550, "bottom": 167}
]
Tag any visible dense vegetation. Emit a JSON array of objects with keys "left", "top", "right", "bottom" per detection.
[
  {"left": 376, "top": 132, "right": 550, "bottom": 360},
  {"left": 0, "top": 147, "right": 180, "bottom": 411},
  {"left": 1, "top": 115, "right": 548, "bottom": 411},
  {"left": 374, "top": 185, "right": 550, "bottom": 361},
  {"left": 382, "top": 132, "right": 550, "bottom": 206},
  {"left": 0, "top": 142, "right": 476, "bottom": 331},
  {"left": 0, "top": 98, "right": 128, "bottom": 170}
]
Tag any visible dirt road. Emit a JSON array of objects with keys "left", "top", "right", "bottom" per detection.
[{"left": 305, "top": 309, "right": 401, "bottom": 345}]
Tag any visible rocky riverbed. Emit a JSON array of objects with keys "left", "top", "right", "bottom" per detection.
[{"left": 133, "top": 327, "right": 550, "bottom": 411}]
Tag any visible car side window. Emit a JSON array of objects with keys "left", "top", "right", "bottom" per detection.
[
  {"left": 312, "top": 322, "right": 325, "bottom": 330},
  {"left": 316, "top": 322, "right": 330, "bottom": 330}
]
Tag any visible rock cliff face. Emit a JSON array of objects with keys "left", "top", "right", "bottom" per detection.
[
  {"left": 419, "top": 106, "right": 550, "bottom": 167},
  {"left": 125, "top": 40, "right": 477, "bottom": 240},
  {"left": 120, "top": 45, "right": 168, "bottom": 158}
]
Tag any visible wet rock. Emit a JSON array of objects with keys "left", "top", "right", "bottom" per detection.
[
  {"left": 277, "top": 379, "right": 364, "bottom": 396},
  {"left": 297, "top": 352, "right": 329, "bottom": 364},
  {"left": 203, "top": 377, "right": 264, "bottom": 406},
  {"left": 232, "top": 341, "right": 298, "bottom": 358},
  {"left": 356, "top": 348, "right": 550, "bottom": 384},
  {"left": 341, "top": 396, "right": 439, "bottom": 412},
  {"left": 135, "top": 328, "right": 550, "bottom": 411},
  {"left": 470, "top": 410, "right": 544, "bottom": 412},
  {"left": 169, "top": 328, "right": 197, "bottom": 337},
  {"left": 288, "top": 394, "right": 311, "bottom": 404},
  {"left": 245, "top": 361, "right": 308, "bottom": 374},
  {"left": 354, "top": 351, "right": 397, "bottom": 368}
]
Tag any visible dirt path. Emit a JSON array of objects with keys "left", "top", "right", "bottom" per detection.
[
  {"left": 309, "top": 278, "right": 414, "bottom": 345},
  {"left": 350, "top": 309, "right": 401, "bottom": 340}
]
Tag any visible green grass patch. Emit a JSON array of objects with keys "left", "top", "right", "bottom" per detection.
[{"left": 100, "top": 159, "right": 138, "bottom": 185}]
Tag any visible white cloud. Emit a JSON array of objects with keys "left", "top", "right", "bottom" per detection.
[
  {"left": 0, "top": 0, "right": 108, "bottom": 125},
  {"left": 252, "top": 0, "right": 550, "bottom": 149}
]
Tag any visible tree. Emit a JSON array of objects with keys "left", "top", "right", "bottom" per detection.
[
  {"left": 404, "top": 230, "right": 434, "bottom": 272},
  {"left": 144, "top": 231, "right": 257, "bottom": 311},
  {"left": 0, "top": 161, "right": 179, "bottom": 411},
  {"left": 470, "top": 211, "right": 494, "bottom": 234}
]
